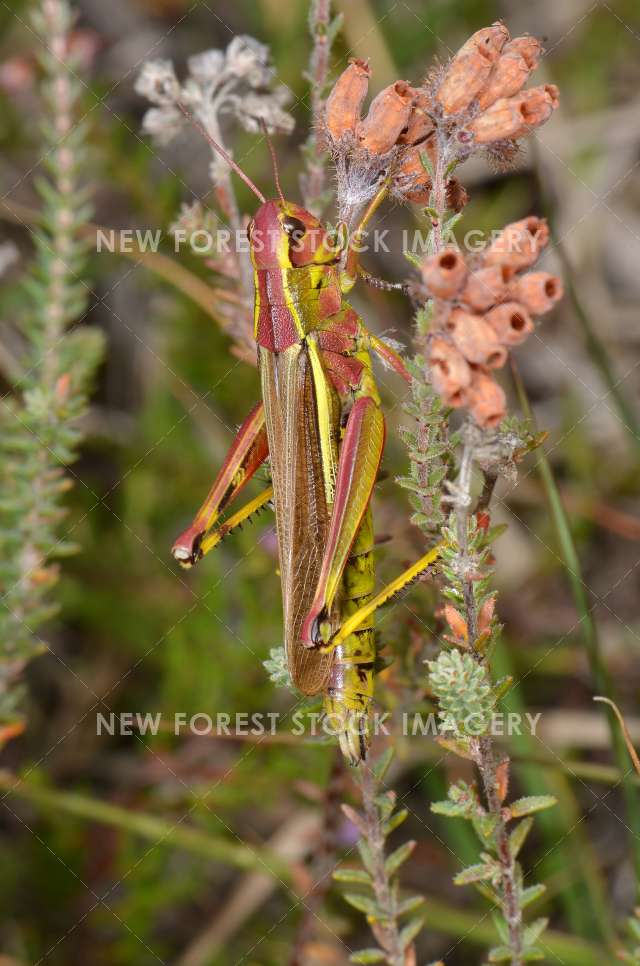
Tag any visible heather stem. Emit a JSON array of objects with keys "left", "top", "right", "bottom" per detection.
[
  {"left": 360, "top": 765, "right": 407, "bottom": 966},
  {"left": 302, "top": 0, "right": 333, "bottom": 213},
  {"left": 475, "top": 737, "right": 524, "bottom": 964},
  {"left": 424, "top": 159, "right": 526, "bottom": 964}
]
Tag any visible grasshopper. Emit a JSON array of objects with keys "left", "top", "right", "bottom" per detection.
[{"left": 171, "top": 123, "right": 440, "bottom": 763}]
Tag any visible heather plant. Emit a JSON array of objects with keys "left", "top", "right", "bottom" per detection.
[{"left": 0, "top": 0, "right": 103, "bottom": 722}]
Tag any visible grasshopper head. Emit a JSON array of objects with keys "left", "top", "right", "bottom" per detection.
[{"left": 249, "top": 200, "right": 338, "bottom": 270}]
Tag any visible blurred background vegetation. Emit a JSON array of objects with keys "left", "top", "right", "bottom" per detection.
[{"left": 0, "top": 0, "right": 639, "bottom": 963}]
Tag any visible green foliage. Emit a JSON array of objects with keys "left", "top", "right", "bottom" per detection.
[
  {"left": 398, "top": 360, "right": 459, "bottom": 537},
  {"left": 620, "top": 908, "right": 640, "bottom": 965},
  {"left": 0, "top": 0, "right": 104, "bottom": 720},
  {"left": 431, "top": 771, "right": 556, "bottom": 965},
  {"left": 439, "top": 513, "right": 498, "bottom": 654}
]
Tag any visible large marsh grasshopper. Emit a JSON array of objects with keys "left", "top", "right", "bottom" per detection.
[{"left": 171, "top": 126, "right": 440, "bottom": 763}]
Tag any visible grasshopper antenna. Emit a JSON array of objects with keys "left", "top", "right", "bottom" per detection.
[
  {"left": 259, "top": 118, "right": 285, "bottom": 205},
  {"left": 176, "top": 101, "right": 266, "bottom": 203}
]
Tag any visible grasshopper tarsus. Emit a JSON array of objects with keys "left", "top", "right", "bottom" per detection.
[{"left": 171, "top": 527, "right": 203, "bottom": 569}]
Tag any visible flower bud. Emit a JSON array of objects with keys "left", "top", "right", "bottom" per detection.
[
  {"left": 468, "top": 83, "right": 558, "bottom": 143},
  {"left": 460, "top": 264, "right": 509, "bottom": 311},
  {"left": 509, "top": 272, "right": 563, "bottom": 315},
  {"left": 325, "top": 58, "right": 371, "bottom": 139},
  {"left": 447, "top": 308, "right": 508, "bottom": 368},
  {"left": 485, "top": 301, "right": 534, "bottom": 345},
  {"left": 509, "top": 84, "right": 559, "bottom": 138},
  {"left": 436, "top": 23, "right": 509, "bottom": 115},
  {"left": 394, "top": 138, "right": 436, "bottom": 203},
  {"left": 508, "top": 35, "right": 543, "bottom": 70},
  {"left": 466, "top": 95, "right": 523, "bottom": 142},
  {"left": 398, "top": 90, "right": 435, "bottom": 145},
  {"left": 476, "top": 49, "right": 531, "bottom": 110},
  {"left": 446, "top": 177, "right": 469, "bottom": 213},
  {"left": 485, "top": 217, "right": 549, "bottom": 274},
  {"left": 428, "top": 336, "right": 471, "bottom": 405},
  {"left": 467, "top": 370, "right": 507, "bottom": 428},
  {"left": 444, "top": 603, "right": 468, "bottom": 641},
  {"left": 421, "top": 248, "right": 467, "bottom": 298},
  {"left": 356, "top": 80, "right": 414, "bottom": 153}
]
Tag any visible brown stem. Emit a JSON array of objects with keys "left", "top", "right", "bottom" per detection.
[
  {"left": 289, "top": 753, "right": 344, "bottom": 965},
  {"left": 476, "top": 737, "right": 524, "bottom": 965},
  {"left": 360, "top": 765, "right": 410, "bottom": 966},
  {"left": 454, "top": 445, "right": 523, "bottom": 964}
]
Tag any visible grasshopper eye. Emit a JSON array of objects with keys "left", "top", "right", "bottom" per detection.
[{"left": 282, "top": 216, "right": 306, "bottom": 244}]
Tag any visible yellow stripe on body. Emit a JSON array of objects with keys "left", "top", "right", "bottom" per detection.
[
  {"left": 330, "top": 540, "right": 445, "bottom": 647},
  {"left": 307, "top": 337, "right": 338, "bottom": 506}
]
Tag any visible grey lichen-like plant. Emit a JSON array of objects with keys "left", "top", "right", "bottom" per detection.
[
  {"left": 334, "top": 750, "right": 425, "bottom": 966},
  {"left": 0, "top": 0, "right": 104, "bottom": 721},
  {"left": 136, "top": 36, "right": 295, "bottom": 158},
  {"left": 136, "top": 35, "right": 295, "bottom": 346}
]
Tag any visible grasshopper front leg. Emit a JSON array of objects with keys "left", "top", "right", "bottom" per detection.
[{"left": 172, "top": 401, "right": 269, "bottom": 567}]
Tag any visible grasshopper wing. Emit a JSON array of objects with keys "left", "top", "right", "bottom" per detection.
[{"left": 260, "top": 344, "right": 339, "bottom": 695}]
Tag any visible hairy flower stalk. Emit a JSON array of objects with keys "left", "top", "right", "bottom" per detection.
[{"left": 0, "top": 0, "right": 104, "bottom": 720}]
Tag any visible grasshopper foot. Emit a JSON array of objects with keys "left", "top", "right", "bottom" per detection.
[{"left": 171, "top": 526, "right": 203, "bottom": 568}]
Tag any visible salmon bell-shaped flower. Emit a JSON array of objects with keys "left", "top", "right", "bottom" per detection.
[
  {"left": 460, "top": 264, "right": 510, "bottom": 312},
  {"left": 428, "top": 335, "right": 472, "bottom": 405},
  {"left": 485, "top": 216, "right": 550, "bottom": 275},
  {"left": 393, "top": 132, "right": 438, "bottom": 205},
  {"left": 436, "top": 22, "right": 510, "bottom": 115},
  {"left": 467, "top": 369, "right": 507, "bottom": 428},
  {"left": 476, "top": 36, "right": 543, "bottom": 110},
  {"left": 394, "top": 144, "right": 434, "bottom": 203},
  {"left": 446, "top": 308, "right": 508, "bottom": 369},
  {"left": 398, "top": 89, "right": 435, "bottom": 146},
  {"left": 419, "top": 224, "right": 562, "bottom": 429},
  {"left": 485, "top": 302, "right": 534, "bottom": 346},
  {"left": 509, "top": 271, "right": 564, "bottom": 315},
  {"left": 421, "top": 248, "right": 467, "bottom": 299},
  {"left": 325, "top": 58, "right": 371, "bottom": 140}
]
